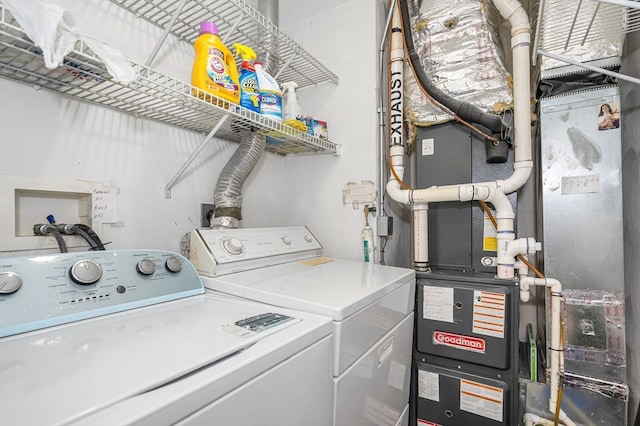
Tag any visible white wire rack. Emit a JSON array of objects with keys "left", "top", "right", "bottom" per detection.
[
  {"left": 0, "top": 4, "right": 338, "bottom": 158},
  {"left": 533, "top": 0, "right": 640, "bottom": 83},
  {"left": 111, "top": 0, "right": 338, "bottom": 87}
]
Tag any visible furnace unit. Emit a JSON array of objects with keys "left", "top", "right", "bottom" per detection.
[
  {"left": 411, "top": 121, "right": 521, "bottom": 425},
  {"left": 413, "top": 271, "right": 520, "bottom": 426}
]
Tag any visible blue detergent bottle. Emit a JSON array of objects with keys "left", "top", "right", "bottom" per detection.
[{"left": 233, "top": 43, "right": 261, "bottom": 113}]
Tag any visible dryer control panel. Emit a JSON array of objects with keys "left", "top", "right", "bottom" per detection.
[
  {"left": 0, "top": 250, "right": 204, "bottom": 337},
  {"left": 190, "top": 226, "right": 323, "bottom": 277}
]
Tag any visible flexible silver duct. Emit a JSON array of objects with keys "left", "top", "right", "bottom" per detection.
[
  {"left": 258, "top": 0, "right": 279, "bottom": 75},
  {"left": 211, "top": 0, "right": 279, "bottom": 229},
  {"left": 212, "top": 130, "right": 266, "bottom": 228}
]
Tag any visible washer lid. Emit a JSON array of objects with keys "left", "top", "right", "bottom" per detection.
[
  {"left": 0, "top": 294, "right": 298, "bottom": 426},
  {"left": 202, "top": 258, "right": 415, "bottom": 321}
]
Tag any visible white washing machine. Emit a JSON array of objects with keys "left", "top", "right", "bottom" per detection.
[
  {"left": 190, "top": 226, "right": 416, "bottom": 426},
  {"left": 0, "top": 249, "right": 333, "bottom": 426}
]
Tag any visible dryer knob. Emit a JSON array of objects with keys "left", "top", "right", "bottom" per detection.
[
  {"left": 281, "top": 236, "right": 292, "bottom": 245},
  {"left": 0, "top": 272, "right": 22, "bottom": 294},
  {"left": 70, "top": 260, "right": 103, "bottom": 285},
  {"left": 137, "top": 259, "right": 157, "bottom": 276},
  {"left": 165, "top": 256, "right": 183, "bottom": 273},
  {"left": 223, "top": 237, "right": 244, "bottom": 255},
  {"left": 304, "top": 234, "right": 313, "bottom": 242}
]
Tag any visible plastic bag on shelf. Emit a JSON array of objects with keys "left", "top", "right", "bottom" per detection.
[
  {"left": 3, "top": 0, "right": 135, "bottom": 83},
  {"left": 3, "top": 0, "right": 77, "bottom": 70},
  {"left": 79, "top": 36, "right": 135, "bottom": 83}
]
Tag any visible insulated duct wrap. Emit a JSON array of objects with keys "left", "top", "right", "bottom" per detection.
[
  {"left": 561, "top": 289, "right": 626, "bottom": 368},
  {"left": 405, "top": 0, "right": 513, "bottom": 128}
]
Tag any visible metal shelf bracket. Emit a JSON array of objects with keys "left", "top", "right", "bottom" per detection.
[{"left": 165, "top": 113, "right": 230, "bottom": 199}]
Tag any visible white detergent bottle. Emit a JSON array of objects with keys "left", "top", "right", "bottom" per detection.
[
  {"left": 281, "top": 81, "right": 300, "bottom": 122},
  {"left": 254, "top": 62, "right": 282, "bottom": 122}
]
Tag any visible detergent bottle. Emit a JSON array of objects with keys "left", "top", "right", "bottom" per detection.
[
  {"left": 191, "top": 21, "right": 240, "bottom": 105},
  {"left": 281, "top": 81, "right": 300, "bottom": 122},
  {"left": 254, "top": 61, "right": 282, "bottom": 122},
  {"left": 233, "top": 43, "right": 260, "bottom": 113}
]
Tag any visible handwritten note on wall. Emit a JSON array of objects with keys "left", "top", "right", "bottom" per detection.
[{"left": 92, "top": 188, "right": 117, "bottom": 223}]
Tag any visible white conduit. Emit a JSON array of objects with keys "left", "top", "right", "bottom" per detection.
[
  {"left": 386, "top": 0, "right": 534, "bottom": 280},
  {"left": 520, "top": 278, "right": 577, "bottom": 426}
]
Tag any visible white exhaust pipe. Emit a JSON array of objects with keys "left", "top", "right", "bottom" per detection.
[
  {"left": 387, "top": 0, "right": 534, "bottom": 279},
  {"left": 520, "top": 277, "right": 577, "bottom": 426}
]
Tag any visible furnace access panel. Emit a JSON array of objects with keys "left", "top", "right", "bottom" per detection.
[{"left": 416, "top": 278, "right": 514, "bottom": 370}]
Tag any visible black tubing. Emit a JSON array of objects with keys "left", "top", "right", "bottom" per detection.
[
  {"left": 73, "top": 224, "right": 106, "bottom": 250},
  {"left": 65, "top": 225, "right": 101, "bottom": 251},
  {"left": 398, "top": 0, "right": 508, "bottom": 134},
  {"left": 42, "top": 225, "right": 68, "bottom": 253}
]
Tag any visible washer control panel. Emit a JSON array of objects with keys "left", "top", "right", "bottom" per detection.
[
  {"left": 0, "top": 250, "right": 203, "bottom": 337},
  {"left": 190, "top": 226, "right": 323, "bottom": 277}
]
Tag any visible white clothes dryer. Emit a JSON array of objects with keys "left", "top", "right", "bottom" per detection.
[
  {"left": 0, "top": 249, "right": 333, "bottom": 426},
  {"left": 190, "top": 226, "right": 416, "bottom": 426}
]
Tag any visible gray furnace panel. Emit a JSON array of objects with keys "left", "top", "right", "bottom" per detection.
[
  {"left": 415, "top": 362, "right": 515, "bottom": 425},
  {"left": 416, "top": 122, "right": 516, "bottom": 272},
  {"left": 415, "top": 273, "right": 517, "bottom": 371}
]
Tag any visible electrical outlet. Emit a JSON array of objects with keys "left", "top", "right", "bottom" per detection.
[{"left": 200, "top": 203, "right": 215, "bottom": 228}]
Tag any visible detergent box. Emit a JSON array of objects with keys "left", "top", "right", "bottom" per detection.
[{"left": 301, "top": 116, "right": 328, "bottom": 140}]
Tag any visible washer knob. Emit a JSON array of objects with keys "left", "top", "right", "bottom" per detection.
[
  {"left": 304, "top": 234, "right": 313, "bottom": 242},
  {"left": 0, "top": 272, "right": 22, "bottom": 294},
  {"left": 165, "top": 256, "right": 183, "bottom": 273},
  {"left": 223, "top": 237, "right": 244, "bottom": 255},
  {"left": 70, "top": 260, "right": 103, "bottom": 285},
  {"left": 137, "top": 259, "right": 157, "bottom": 276},
  {"left": 281, "top": 236, "right": 292, "bottom": 245}
]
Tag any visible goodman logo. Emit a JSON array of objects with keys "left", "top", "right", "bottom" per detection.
[{"left": 433, "top": 331, "right": 486, "bottom": 353}]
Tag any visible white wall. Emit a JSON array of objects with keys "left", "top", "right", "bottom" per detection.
[
  {"left": 1, "top": 0, "right": 387, "bottom": 262},
  {"left": 0, "top": 0, "right": 287, "bottom": 256},
  {"left": 282, "top": 0, "right": 390, "bottom": 262}
]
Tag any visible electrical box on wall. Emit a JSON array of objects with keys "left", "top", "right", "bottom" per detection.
[{"left": 0, "top": 175, "right": 113, "bottom": 253}]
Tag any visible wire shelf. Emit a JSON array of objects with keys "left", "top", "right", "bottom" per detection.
[
  {"left": 110, "top": 0, "right": 339, "bottom": 88},
  {"left": 0, "top": 4, "right": 338, "bottom": 156},
  {"left": 534, "top": 0, "right": 640, "bottom": 84}
]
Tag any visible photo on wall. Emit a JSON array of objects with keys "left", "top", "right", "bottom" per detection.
[{"left": 597, "top": 101, "right": 620, "bottom": 131}]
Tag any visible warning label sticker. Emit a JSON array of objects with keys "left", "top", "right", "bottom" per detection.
[
  {"left": 460, "top": 379, "right": 504, "bottom": 422},
  {"left": 472, "top": 290, "right": 505, "bottom": 339},
  {"left": 417, "top": 370, "right": 440, "bottom": 402},
  {"left": 482, "top": 211, "right": 498, "bottom": 252}
]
